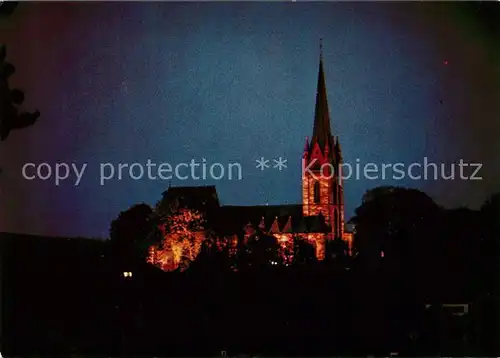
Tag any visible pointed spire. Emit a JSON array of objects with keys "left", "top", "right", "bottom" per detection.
[
  {"left": 244, "top": 222, "right": 255, "bottom": 237},
  {"left": 258, "top": 216, "right": 266, "bottom": 230},
  {"left": 303, "top": 136, "right": 309, "bottom": 157},
  {"left": 335, "top": 135, "right": 342, "bottom": 161},
  {"left": 282, "top": 216, "right": 293, "bottom": 233},
  {"left": 310, "top": 39, "right": 334, "bottom": 155},
  {"left": 319, "top": 38, "right": 323, "bottom": 61},
  {"left": 269, "top": 216, "right": 280, "bottom": 233}
]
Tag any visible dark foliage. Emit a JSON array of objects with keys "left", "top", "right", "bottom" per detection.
[
  {"left": 3, "top": 187, "right": 500, "bottom": 356},
  {"left": 0, "top": 45, "right": 40, "bottom": 141},
  {"left": 109, "top": 203, "right": 157, "bottom": 265},
  {"left": 0, "top": 2, "right": 18, "bottom": 18}
]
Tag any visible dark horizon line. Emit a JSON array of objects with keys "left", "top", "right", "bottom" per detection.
[{"left": 0, "top": 231, "right": 107, "bottom": 241}]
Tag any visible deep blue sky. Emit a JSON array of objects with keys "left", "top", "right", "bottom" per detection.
[{"left": 0, "top": 2, "right": 499, "bottom": 238}]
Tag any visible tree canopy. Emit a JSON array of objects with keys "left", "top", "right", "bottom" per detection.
[
  {"left": 109, "top": 203, "right": 155, "bottom": 264},
  {"left": 352, "top": 186, "right": 440, "bottom": 263},
  {"left": 0, "top": 45, "right": 40, "bottom": 142}
]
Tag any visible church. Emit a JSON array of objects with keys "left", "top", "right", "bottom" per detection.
[{"left": 150, "top": 46, "right": 353, "bottom": 269}]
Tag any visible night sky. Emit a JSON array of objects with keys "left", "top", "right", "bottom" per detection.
[{"left": 0, "top": 2, "right": 499, "bottom": 238}]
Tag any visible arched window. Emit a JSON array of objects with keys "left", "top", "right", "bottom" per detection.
[{"left": 314, "top": 181, "right": 320, "bottom": 204}]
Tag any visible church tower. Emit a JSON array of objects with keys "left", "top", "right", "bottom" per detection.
[{"left": 302, "top": 41, "right": 344, "bottom": 239}]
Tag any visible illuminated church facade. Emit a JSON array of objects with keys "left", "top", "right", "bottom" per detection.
[{"left": 149, "top": 47, "right": 353, "bottom": 269}]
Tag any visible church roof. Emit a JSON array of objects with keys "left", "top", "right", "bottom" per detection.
[
  {"left": 161, "top": 185, "right": 220, "bottom": 209},
  {"left": 215, "top": 204, "right": 330, "bottom": 235},
  {"left": 159, "top": 188, "right": 330, "bottom": 235},
  {"left": 309, "top": 43, "right": 334, "bottom": 155}
]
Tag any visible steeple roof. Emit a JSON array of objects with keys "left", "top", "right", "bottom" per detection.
[
  {"left": 310, "top": 40, "right": 334, "bottom": 154},
  {"left": 269, "top": 216, "right": 281, "bottom": 233}
]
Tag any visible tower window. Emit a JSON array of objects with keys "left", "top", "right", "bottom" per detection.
[{"left": 314, "top": 181, "right": 320, "bottom": 204}]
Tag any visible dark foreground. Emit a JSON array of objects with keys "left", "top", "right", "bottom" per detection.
[{"left": 1, "top": 233, "right": 498, "bottom": 357}]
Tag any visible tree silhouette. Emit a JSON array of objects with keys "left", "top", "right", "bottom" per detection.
[
  {"left": 292, "top": 236, "right": 317, "bottom": 265},
  {"left": 0, "top": 45, "right": 40, "bottom": 141},
  {"left": 237, "top": 234, "right": 282, "bottom": 270},
  {"left": 481, "top": 193, "right": 500, "bottom": 244},
  {"left": 0, "top": 2, "right": 19, "bottom": 18},
  {"left": 480, "top": 193, "right": 500, "bottom": 294},
  {"left": 352, "top": 186, "right": 440, "bottom": 271},
  {"left": 189, "top": 236, "right": 233, "bottom": 273},
  {"left": 325, "top": 237, "right": 349, "bottom": 263},
  {"left": 109, "top": 203, "right": 155, "bottom": 265}
]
